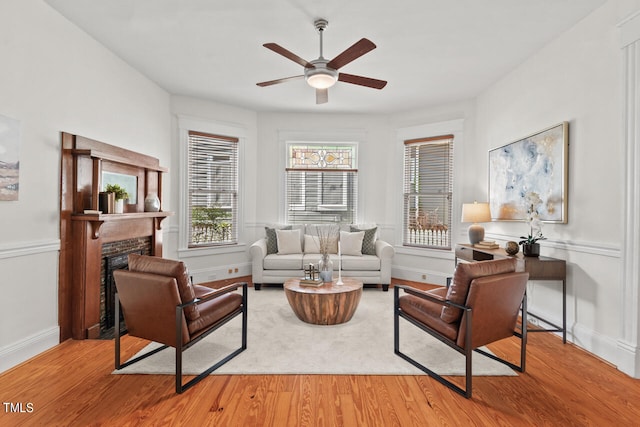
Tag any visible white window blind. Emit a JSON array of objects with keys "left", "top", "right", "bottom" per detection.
[
  {"left": 403, "top": 134, "right": 453, "bottom": 249},
  {"left": 285, "top": 143, "right": 358, "bottom": 224},
  {"left": 188, "top": 131, "right": 238, "bottom": 247}
]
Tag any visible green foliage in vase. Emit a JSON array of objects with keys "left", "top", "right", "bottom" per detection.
[{"left": 105, "top": 184, "right": 128, "bottom": 200}]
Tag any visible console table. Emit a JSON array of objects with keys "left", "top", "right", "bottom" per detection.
[{"left": 455, "top": 243, "right": 567, "bottom": 343}]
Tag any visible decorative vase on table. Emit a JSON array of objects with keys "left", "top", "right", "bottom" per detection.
[
  {"left": 522, "top": 243, "right": 540, "bottom": 257},
  {"left": 144, "top": 192, "right": 161, "bottom": 212},
  {"left": 318, "top": 253, "right": 334, "bottom": 283},
  {"left": 505, "top": 241, "right": 520, "bottom": 256}
]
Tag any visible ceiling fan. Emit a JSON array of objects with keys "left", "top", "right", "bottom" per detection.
[{"left": 256, "top": 18, "right": 387, "bottom": 104}]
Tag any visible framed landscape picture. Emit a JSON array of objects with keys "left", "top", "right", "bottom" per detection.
[{"left": 489, "top": 122, "right": 569, "bottom": 223}]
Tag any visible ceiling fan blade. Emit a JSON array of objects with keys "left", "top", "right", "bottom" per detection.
[
  {"left": 263, "top": 43, "right": 314, "bottom": 68},
  {"left": 316, "top": 88, "right": 328, "bottom": 104},
  {"left": 338, "top": 73, "right": 387, "bottom": 89},
  {"left": 256, "top": 75, "right": 304, "bottom": 87},
  {"left": 326, "top": 38, "right": 376, "bottom": 70}
]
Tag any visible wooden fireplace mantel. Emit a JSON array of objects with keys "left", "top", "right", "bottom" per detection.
[
  {"left": 59, "top": 132, "right": 172, "bottom": 340},
  {"left": 71, "top": 212, "right": 172, "bottom": 240}
]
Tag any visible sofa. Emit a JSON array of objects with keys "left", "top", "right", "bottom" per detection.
[{"left": 250, "top": 224, "right": 395, "bottom": 291}]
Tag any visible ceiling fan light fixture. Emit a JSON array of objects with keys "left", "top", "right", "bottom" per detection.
[
  {"left": 305, "top": 68, "right": 338, "bottom": 89},
  {"left": 257, "top": 18, "right": 387, "bottom": 102}
]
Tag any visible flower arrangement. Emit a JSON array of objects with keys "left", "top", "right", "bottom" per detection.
[
  {"left": 316, "top": 225, "right": 338, "bottom": 282},
  {"left": 519, "top": 191, "right": 546, "bottom": 246}
]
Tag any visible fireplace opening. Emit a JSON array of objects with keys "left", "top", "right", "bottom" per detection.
[
  {"left": 103, "top": 251, "right": 139, "bottom": 336},
  {"left": 100, "top": 237, "right": 151, "bottom": 339}
]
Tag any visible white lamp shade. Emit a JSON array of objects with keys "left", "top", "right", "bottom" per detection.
[
  {"left": 461, "top": 202, "right": 491, "bottom": 223},
  {"left": 462, "top": 202, "right": 491, "bottom": 244}
]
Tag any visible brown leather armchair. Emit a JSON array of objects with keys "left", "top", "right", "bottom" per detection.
[
  {"left": 113, "top": 254, "right": 247, "bottom": 393},
  {"left": 394, "top": 258, "right": 528, "bottom": 398}
]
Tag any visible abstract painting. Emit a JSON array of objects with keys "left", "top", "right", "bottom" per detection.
[
  {"left": 0, "top": 114, "right": 20, "bottom": 201},
  {"left": 489, "top": 122, "right": 568, "bottom": 223}
]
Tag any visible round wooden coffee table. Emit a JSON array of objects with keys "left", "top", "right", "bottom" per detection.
[{"left": 283, "top": 278, "right": 363, "bottom": 325}]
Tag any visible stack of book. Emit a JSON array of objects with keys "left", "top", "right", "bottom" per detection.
[
  {"left": 299, "top": 278, "right": 324, "bottom": 287},
  {"left": 474, "top": 240, "right": 500, "bottom": 249}
]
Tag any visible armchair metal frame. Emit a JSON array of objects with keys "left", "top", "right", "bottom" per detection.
[
  {"left": 115, "top": 282, "right": 248, "bottom": 394},
  {"left": 394, "top": 284, "right": 527, "bottom": 398}
]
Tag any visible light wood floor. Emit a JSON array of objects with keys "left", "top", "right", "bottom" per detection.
[{"left": 1, "top": 282, "right": 639, "bottom": 426}]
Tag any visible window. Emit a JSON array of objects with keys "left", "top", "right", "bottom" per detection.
[
  {"left": 403, "top": 134, "right": 453, "bottom": 249},
  {"left": 187, "top": 131, "right": 238, "bottom": 247},
  {"left": 285, "top": 143, "right": 358, "bottom": 224}
]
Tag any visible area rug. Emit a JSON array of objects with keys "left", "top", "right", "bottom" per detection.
[{"left": 113, "top": 288, "right": 516, "bottom": 376}]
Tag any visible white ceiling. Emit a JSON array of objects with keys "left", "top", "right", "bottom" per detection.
[{"left": 45, "top": 0, "right": 605, "bottom": 114}]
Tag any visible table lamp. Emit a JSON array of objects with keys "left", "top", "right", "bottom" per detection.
[{"left": 461, "top": 202, "right": 492, "bottom": 244}]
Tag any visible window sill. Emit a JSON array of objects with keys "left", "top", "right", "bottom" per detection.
[
  {"left": 394, "top": 245, "right": 455, "bottom": 260},
  {"left": 178, "top": 243, "right": 247, "bottom": 259}
]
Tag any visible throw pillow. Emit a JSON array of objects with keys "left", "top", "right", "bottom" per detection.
[
  {"left": 303, "top": 234, "right": 339, "bottom": 254},
  {"left": 326, "top": 236, "right": 339, "bottom": 254},
  {"left": 350, "top": 226, "right": 377, "bottom": 255},
  {"left": 340, "top": 230, "right": 365, "bottom": 256},
  {"left": 303, "top": 234, "right": 321, "bottom": 253},
  {"left": 265, "top": 225, "right": 291, "bottom": 254},
  {"left": 276, "top": 228, "right": 302, "bottom": 254}
]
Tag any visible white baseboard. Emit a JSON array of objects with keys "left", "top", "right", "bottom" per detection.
[
  {"left": 616, "top": 339, "right": 640, "bottom": 378},
  {"left": 0, "top": 327, "right": 59, "bottom": 374},
  {"left": 571, "top": 322, "right": 623, "bottom": 372}
]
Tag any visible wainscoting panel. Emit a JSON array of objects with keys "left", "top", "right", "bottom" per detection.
[{"left": 0, "top": 239, "right": 61, "bottom": 373}]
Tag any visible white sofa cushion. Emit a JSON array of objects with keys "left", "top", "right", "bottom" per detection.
[
  {"left": 340, "top": 230, "right": 365, "bottom": 256},
  {"left": 341, "top": 255, "right": 381, "bottom": 270},
  {"left": 303, "top": 234, "right": 320, "bottom": 253},
  {"left": 305, "top": 225, "right": 339, "bottom": 253},
  {"left": 265, "top": 225, "right": 291, "bottom": 254},
  {"left": 303, "top": 234, "right": 339, "bottom": 254},
  {"left": 263, "top": 254, "right": 304, "bottom": 270},
  {"left": 276, "top": 229, "right": 302, "bottom": 254},
  {"left": 302, "top": 253, "right": 327, "bottom": 264}
]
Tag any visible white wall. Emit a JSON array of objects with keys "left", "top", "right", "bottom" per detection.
[
  {"left": 0, "top": 0, "right": 171, "bottom": 372},
  {"left": 472, "top": 0, "right": 639, "bottom": 367}
]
